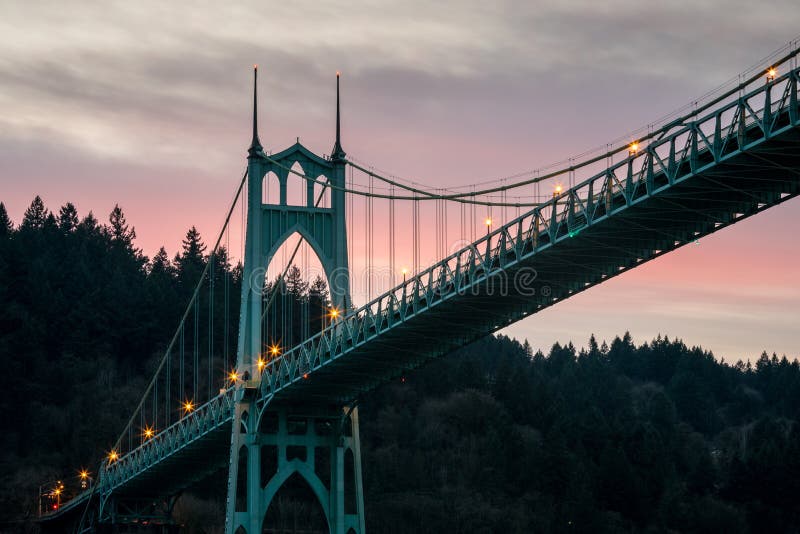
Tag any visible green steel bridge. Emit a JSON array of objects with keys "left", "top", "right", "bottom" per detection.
[{"left": 39, "top": 42, "right": 800, "bottom": 533}]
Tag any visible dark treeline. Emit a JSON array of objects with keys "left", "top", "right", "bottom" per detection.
[
  {"left": 361, "top": 336, "right": 800, "bottom": 533},
  {"left": 0, "top": 197, "right": 334, "bottom": 525},
  {"left": 2, "top": 197, "right": 800, "bottom": 532}
]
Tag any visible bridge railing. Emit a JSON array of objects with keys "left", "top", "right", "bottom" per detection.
[
  {"left": 258, "top": 64, "right": 799, "bottom": 400},
  {"left": 98, "top": 386, "right": 237, "bottom": 492}
]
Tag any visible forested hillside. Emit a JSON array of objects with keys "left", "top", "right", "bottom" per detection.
[{"left": 1, "top": 198, "right": 799, "bottom": 533}]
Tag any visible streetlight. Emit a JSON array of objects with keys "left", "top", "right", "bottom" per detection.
[
  {"left": 401, "top": 267, "right": 409, "bottom": 283},
  {"left": 183, "top": 400, "right": 194, "bottom": 414},
  {"left": 484, "top": 217, "right": 492, "bottom": 235},
  {"left": 628, "top": 141, "right": 639, "bottom": 156}
]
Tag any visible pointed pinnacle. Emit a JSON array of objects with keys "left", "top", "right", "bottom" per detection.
[
  {"left": 249, "top": 64, "right": 263, "bottom": 158},
  {"left": 331, "top": 71, "right": 346, "bottom": 161}
]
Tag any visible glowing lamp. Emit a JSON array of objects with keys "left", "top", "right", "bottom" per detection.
[{"left": 767, "top": 67, "right": 777, "bottom": 81}]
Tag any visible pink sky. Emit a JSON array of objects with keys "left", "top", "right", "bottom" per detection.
[{"left": 1, "top": 2, "right": 798, "bottom": 362}]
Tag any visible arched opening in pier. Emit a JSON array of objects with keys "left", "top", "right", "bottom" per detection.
[
  {"left": 262, "top": 472, "right": 328, "bottom": 534},
  {"left": 264, "top": 232, "right": 331, "bottom": 350}
]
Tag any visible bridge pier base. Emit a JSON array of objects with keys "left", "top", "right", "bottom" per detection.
[{"left": 225, "top": 396, "right": 365, "bottom": 534}]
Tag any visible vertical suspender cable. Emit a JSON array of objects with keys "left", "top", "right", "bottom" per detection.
[
  {"left": 460, "top": 199, "right": 465, "bottom": 244},
  {"left": 166, "top": 346, "right": 171, "bottom": 427},
  {"left": 153, "top": 376, "right": 157, "bottom": 431},
  {"left": 208, "top": 254, "right": 214, "bottom": 398},
  {"left": 412, "top": 194, "right": 419, "bottom": 274},
  {"left": 502, "top": 179, "right": 507, "bottom": 227},
  {"left": 471, "top": 186, "right": 476, "bottom": 242},
  {"left": 368, "top": 173, "right": 374, "bottom": 300},
  {"left": 193, "top": 298, "right": 198, "bottom": 401},
  {"left": 348, "top": 165, "right": 353, "bottom": 278},
  {"left": 443, "top": 195, "right": 448, "bottom": 259},
  {"left": 389, "top": 185, "right": 395, "bottom": 286},
  {"left": 179, "top": 325, "right": 185, "bottom": 405},
  {"left": 224, "top": 229, "right": 230, "bottom": 374}
]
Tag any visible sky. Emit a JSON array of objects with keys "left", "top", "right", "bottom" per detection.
[{"left": 1, "top": 1, "right": 798, "bottom": 362}]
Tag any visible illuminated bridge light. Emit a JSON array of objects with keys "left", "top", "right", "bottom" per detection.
[
  {"left": 767, "top": 67, "right": 777, "bottom": 81},
  {"left": 143, "top": 426, "right": 155, "bottom": 440},
  {"left": 628, "top": 141, "right": 639, "bottom": 155},
  {"left": 257, "top": 358, "right": 267, "bottom": 371},
  {"left": 79, "top": 470, "right": 89, "bottom": 480},
  {"left": 108, "top": 450, "right": 118, "bottom": 463},
  {"left": 329, "top": 307, "right": 340, "bottom": 320},
  {"left": 183, "top": 400, "right": 194, "bottom": 413},
  {"left": 229, "top": 370, "right": 240, "bottom": 382},
  {"left": 269, "top": 344, "right": 281, "bottom": 357}
]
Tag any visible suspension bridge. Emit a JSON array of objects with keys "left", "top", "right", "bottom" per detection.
[{"left": 37, "top": 40, "right": 800, "bottom": 533}]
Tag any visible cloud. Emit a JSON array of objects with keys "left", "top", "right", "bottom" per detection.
[{"left": 2, "top": 0, "right": 797, "bottom": 171}]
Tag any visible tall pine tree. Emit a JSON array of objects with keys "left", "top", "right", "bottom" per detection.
[
  {"left": 58, "top": 203, "right": 79, "bottom": 232},
  {"left": 20, "top": 196, "right": 48, "bottom": 230},
  {"left": 0, "top": 202, "right": 11, "bottom": 237}
]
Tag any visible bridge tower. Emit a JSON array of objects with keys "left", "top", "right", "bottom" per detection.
[{"left": 225, "top": 67, "right": 365, "bottom": 534}]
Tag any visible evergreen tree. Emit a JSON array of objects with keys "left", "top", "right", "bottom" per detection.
[
  {"left": 179, "top": 227, "right": 206, "bottom": 267},
  {"left": 108, "top": 204, "right": 136, "bottom": 246},
  {"left": 309, "top": 275, "right": 329, "bottom": 300},
  {"left": 79, "top": 211, "right": 100, "bottom": 234},
  {"left": 176, "top": 226, "right": 207, "bottom": 291},
  {"left": 0, "top": 202, "right": 11, "bottom": 237},
  {"left": 58, "top": 203, "right": 79, "bottom": 232},
  {"left": 20, "top": 195, "right": 48, "bottom": 230},
  {"left": 149, "top": 247, "right": 173, "bottom": 276},
  {"left": 522, "top": 339, "right": 533, "bottom": 358},
  {"left": 285, "top": 265, "right": 308, "bottom": 297}
]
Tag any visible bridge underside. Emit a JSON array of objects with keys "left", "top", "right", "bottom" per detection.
[
  {"left": 267, "top": 125, "right": 800, "bottom": 405},
  {"left": 112, "top": 423, "right": 232, "bottom": 499}
]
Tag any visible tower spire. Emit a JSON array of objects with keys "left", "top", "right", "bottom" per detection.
[
  {"left": 331, "top": 71, "right": 346, "bottom": 161},
  {"left": 249, "top": 65, "right": 263, "bottom": 158}
]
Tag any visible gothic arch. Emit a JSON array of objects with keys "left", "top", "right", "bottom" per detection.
[
  {"left": 261, "top": 461, "right": 330, "bottom": 531},
  {"left": 263, "top": 227, "right": 336, "bottom": 302}
]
